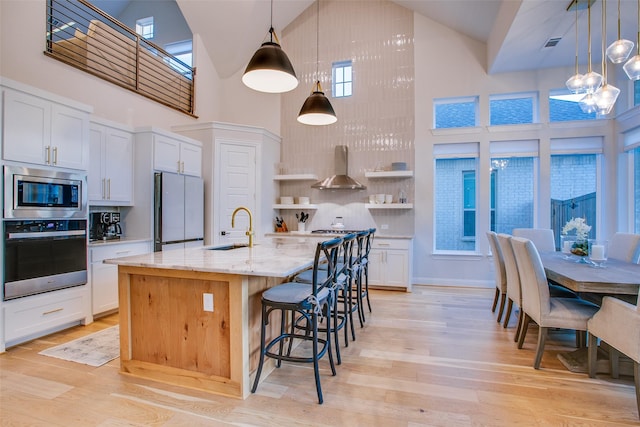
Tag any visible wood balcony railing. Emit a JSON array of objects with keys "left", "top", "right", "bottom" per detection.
[{"left": 45, "top": 0, "right": 196, "bottom": 116}]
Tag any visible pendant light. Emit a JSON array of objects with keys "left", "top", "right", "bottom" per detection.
[
  {"left": 566, "top": 0, "right": 585, "bottom": 93},
  {"left": 595, "top": 0, "right": 620, "bottom": 115},
  {"left": 581, "top": 1, "right": 603, "bottom": 94},
  {"left": 297, "top": 0, "right": 337, "bottom": 126},
  {"left": 242, "top": 0, "right": 298, "bottom": 93},
  {"left": 623, "top": 0, "right": 640, "bottom": 80},
  {"left": 606, "top": 0, "right": 634, "bottom": 63}
]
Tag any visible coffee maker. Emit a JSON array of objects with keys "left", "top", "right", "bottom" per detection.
[{"left": 90, "top": 212, "right": 122, "bottom": 241}]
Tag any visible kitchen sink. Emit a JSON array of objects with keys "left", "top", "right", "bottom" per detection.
[{"left": 207, "top": 243, "right": 250, "bottom": 251}]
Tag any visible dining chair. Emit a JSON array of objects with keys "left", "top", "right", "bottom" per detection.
[
  {"left": 608, "top": 232, "right": 640, "bottom": 263},
  {"left": 487, "top": 231, "right": 507, "bottom": 323},
  {"left": 251, "top": 237, "right": 342, "bottom": 404},
  {"left": 512, "top": 228, "right": 556, "bottom": 252},
  {"left": 587, "top": 288, "right": 640, "bottom": 418},
  {"left": 496, "top": 233, "right": 523, "bottom": 340},
  {"left": 510, "top": 237, "right": 599, "bottom": 369}
]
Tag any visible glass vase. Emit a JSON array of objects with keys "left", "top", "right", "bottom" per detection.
[{"left": 570, "top": 239, "right": 589, "bottom": 263}]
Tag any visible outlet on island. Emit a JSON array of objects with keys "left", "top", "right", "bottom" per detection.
[{"left": 203, "top": 293, "right": 214, "bottom": 312}]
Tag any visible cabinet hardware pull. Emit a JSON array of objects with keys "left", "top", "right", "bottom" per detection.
[
  {"left": 52, "top": 146, "right": 58, "bottom": 165},
  {"left": 43, "top": 307, "right": 63, "bottom": 316},
  {"left": 115, "top": 251, "right": 130, "bottom": 255},
  {"left": 45, "top": 146, "right": 51, "bottom": 164},
  {"left": 181, "top": 161, "right": 185, "bottom": 174},
  {"left": 378, "top": 243, "right": 390, "bottom": 247},
  {"left": 107, "top": 179, "right": 111, "bottom": 199},
  {"left": 177, "top": 160, "right": 181, "bottom": 173},
  {"left": 102, "top": 178, "right": 106, "bottom": 199}
]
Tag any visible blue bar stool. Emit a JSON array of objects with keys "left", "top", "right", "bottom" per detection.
[{"left": 251, "top": 237, "right": 342, "bottom": 404}]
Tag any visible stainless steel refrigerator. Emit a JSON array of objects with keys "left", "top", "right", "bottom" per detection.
[{"left": 154, "top": 172, "right": 204, "bottom": 252}]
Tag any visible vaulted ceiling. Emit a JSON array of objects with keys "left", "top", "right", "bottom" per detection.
[{"left": 93, "top": 0, "right": 640, "bottom": 79}]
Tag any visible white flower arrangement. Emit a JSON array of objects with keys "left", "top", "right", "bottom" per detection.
[{"left": 561, "top": 217, "right": 591, "bottom": 241}]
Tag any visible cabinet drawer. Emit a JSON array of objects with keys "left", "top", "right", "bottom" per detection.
[
  {"left": 4, "top": 287, "right": 88, "bottom": 342},
  {"left": 371, "top": 238, "right": 411, "bottom": 251},
  {"left": 91, "top": 241, "right": 150, "bottom": 263}
]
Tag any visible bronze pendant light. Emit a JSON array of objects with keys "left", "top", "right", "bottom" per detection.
[
  {"left": 242, "top": 0, "right": 298, "bottom": 93},
  {"left": 297, "top": 0, "right": 337, "bottom": 126}
]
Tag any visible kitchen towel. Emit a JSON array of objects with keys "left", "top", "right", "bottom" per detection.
[{"left": 38, "top": 325, "right": 119, "bottom": 367}]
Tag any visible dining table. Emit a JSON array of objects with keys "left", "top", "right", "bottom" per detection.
[{"left": 539, "top": 251, "right": 640, "bottom": 374}]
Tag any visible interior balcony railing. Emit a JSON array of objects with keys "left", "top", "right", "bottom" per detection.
[{"left": 45, "top": 0, "right": 196, "bottom": 116}]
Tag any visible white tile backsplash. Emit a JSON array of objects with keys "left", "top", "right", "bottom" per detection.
[{"left": 279, "top": 0, "right": 415, "bottom": 235}]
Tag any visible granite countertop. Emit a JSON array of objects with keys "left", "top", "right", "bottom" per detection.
[
  {"left": 103, "top": 237, "right": 321, "bottom": 278},
  {"left": 264, "top": 232, "right": 414, "bottom": 239},
  {"left": 89, "top": 237, "right": 152, "bottom": 247}
]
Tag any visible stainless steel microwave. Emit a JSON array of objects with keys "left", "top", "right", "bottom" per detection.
[{"left": 3, "top": 165, "right": 87, "bottom": 219}]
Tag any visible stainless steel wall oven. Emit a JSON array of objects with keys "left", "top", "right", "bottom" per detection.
[
  {"left": 3, "top": 219, "right": 87, "bottom": 300},
  {"left": 3, "top": 166, "right": 88, "bottom": 300}
]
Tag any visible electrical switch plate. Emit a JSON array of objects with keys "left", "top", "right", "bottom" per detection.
[
  {"left": 203, "top": 293, "right": 214, "bottom": 312},
  {"left": 381, "top": 224, "right": 389, "bottom": 230}
]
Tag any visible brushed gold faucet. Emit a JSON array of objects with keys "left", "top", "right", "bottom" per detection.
[{"left": 231, "top": 206, "right": 254, "bottom": 247}]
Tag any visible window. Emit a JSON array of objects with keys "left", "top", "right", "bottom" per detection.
[
  {"left": 165, "top": 40, "right": 193, "bottom": 76},
  {"left": 434, "top": 96, "right": 478, "bottom": 129},
  {"left": 434, "top": 142, "right": 479, "bottom": 251},
  {"left": 332, "top": 60, "right": 352, "bottom": 98},
  {"left": 463, "top": 171, "right": 476, "bottom": 237},
  {"left": 635, "top": 80, "right": 640, "bottom": 107},
  {"left": 549, "top": 89, "right": 597, "bottom": 122},
  {"left": 489, "top": 92, "right": 537, "bottom": 125},
  {"left": 634, "top": 146, "right": 640, "bottom": 233},
  {"left": 136, "top": 16, "right": 154, "bottom": 39},
  {"left": 550, "top": 153, "right": 598, "bottom": 243},
  {"left": 490, "top": 140, "right": 538, "bottom": 234}
]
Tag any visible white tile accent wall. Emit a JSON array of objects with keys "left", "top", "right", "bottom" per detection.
[{"left": 280, "top": 0, "right": 415, "bottom": 235}]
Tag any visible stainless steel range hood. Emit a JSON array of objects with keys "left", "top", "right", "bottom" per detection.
[{"left": 312, "top": 145, "right": 366, "bottom": 190}]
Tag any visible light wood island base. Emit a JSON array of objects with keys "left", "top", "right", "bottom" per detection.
[{"left": 117, "top": 265, "right": 284, "bottom": 399}]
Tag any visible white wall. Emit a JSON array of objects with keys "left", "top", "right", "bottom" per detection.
[
  {"left": 0, "top": 0, "right": 280, "bottom": 133},
  {"left": 413, "top": 11, "right": 620, "bottom": 286}
]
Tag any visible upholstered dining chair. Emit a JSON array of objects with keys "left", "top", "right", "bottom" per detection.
[
  {"left": 513, "top": 228, "right": 577, "bottom": 299},
  {"left": 608, "top": 232, "right": 640, "bottom": 263},
  {"left": 252, "top": 237, "right": 343, "bottom": 404},
  {"left": 496, "top": 233, "right": 523, "bottom": 340},
  {"left": 510, "top": 237, "right": 599, "bottom": 369},
  {"left": 487, "top": 231, "right": 507, "bottom": 323},
  {"left": 587, "top": 289, "right": 640, "bottom": 418},
  {"left": 512, "top": 228, "right": 556, "bottom": 252}
]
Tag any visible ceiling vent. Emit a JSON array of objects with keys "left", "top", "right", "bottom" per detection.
[{"left": 543, "top": 37, "right": 562, "bottom": 48}]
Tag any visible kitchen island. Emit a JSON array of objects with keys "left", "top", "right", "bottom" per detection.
[{"left": 104, "top": 238, "right": 321, "bottom": 399}]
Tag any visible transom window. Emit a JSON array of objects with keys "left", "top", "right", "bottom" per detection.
[
  {"left": 549, "top": 89, "right": 597, "bottom": 122},
  {"left": 332, "top": 60, "right": 352, "bottom": 98},
  {"left": 433, "top": 96, "right": 478, "bottom": 129},
  {"left": 489, "top": 92, "right": 537, "bottom": 125},
  {"left": 136, "top": 16, "right": 154, "bottom": 39}
]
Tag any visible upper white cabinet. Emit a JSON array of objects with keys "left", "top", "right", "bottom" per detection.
[
  {"left": 152, "top": 131, "right": 202, "bottom": 177},
  {"left": 2, "top": 83, "right": 91, "bottom": 170},
  {"left": 88, "top": 120, "right": 134, "bottom": 205}
]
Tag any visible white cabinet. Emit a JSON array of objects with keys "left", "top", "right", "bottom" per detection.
[
  {"left": 2, "top": 86, "right": 90, "bottom": 170},
  {"left": 88, "top": 121, "right": 134, "bottom": 205},
  {"left": 368, "top": 237, "right": 413, "bottom": 291},
  {"left": 90, "top": 241, "right": 150, "bottom": 315},
  {"left": 2, "top": 286, "right": 91, "bottom": 350},
  {"left": 153, "top": 132, "right": 202, "bottom": 177}
]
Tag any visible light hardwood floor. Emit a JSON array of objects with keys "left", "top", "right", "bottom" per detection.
[{"left": 1, "top": 285, "right": 638, "bottom": 426}]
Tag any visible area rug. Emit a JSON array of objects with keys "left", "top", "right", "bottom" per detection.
[{"left": 39, "top": 325, "right": 119, "bottom": 367}]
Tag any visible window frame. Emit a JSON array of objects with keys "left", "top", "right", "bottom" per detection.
[
  {"left": 489, "top": 91, "right": 539, "bottom": 125},
  {"left": 433, "top": 96, "right": 479, "bottom": 129},
  {"left": 136, "top": 16, "right": 154, "bottom": 39},
  {"left": 332, "top": 60, "right": 352, "bottom": 98}
]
